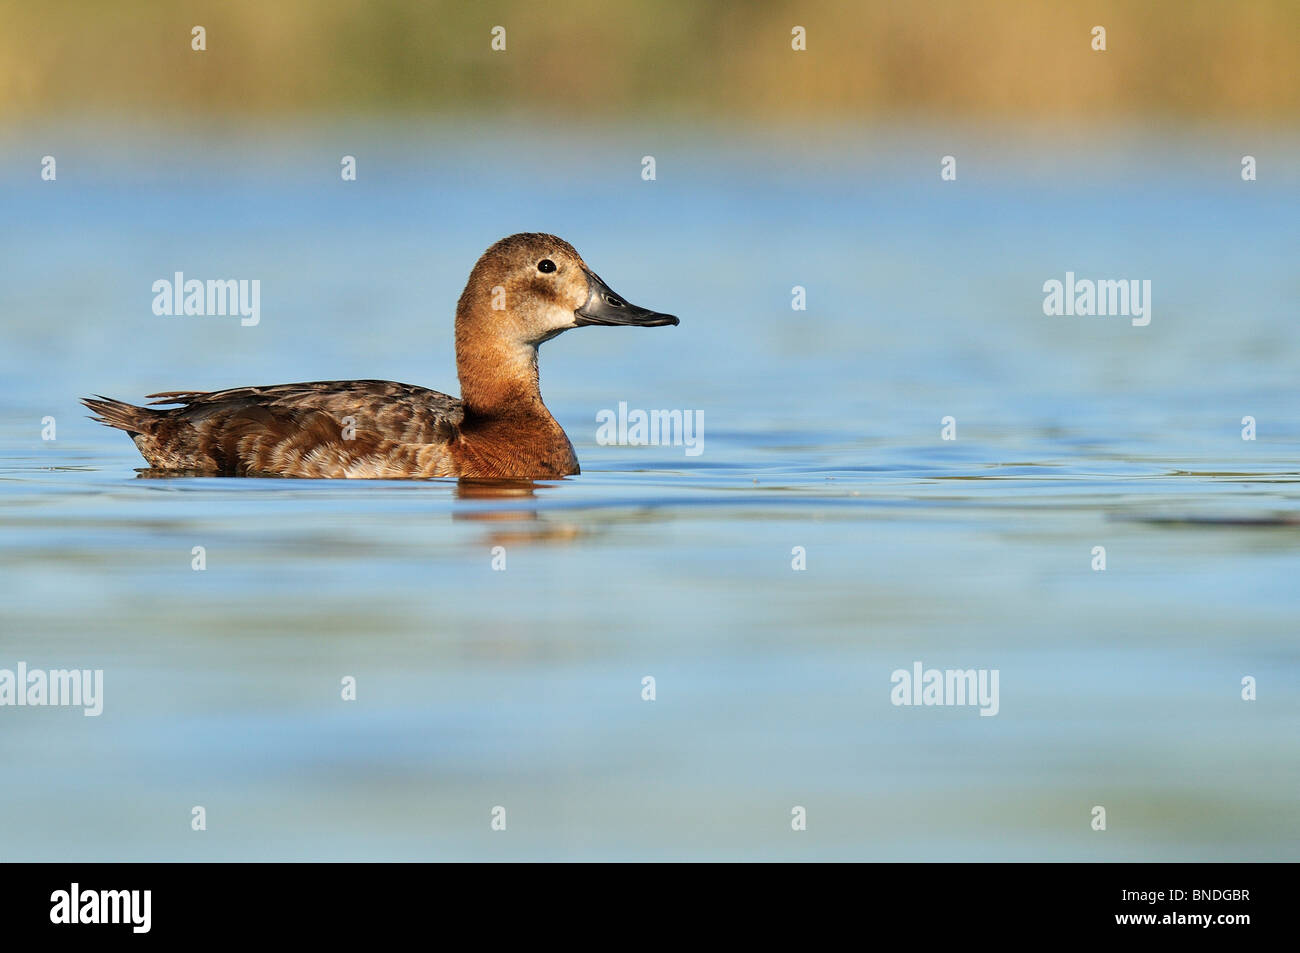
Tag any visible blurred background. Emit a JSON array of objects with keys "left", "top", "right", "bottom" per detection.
[
  {"left": 0, "top": 1, "right": 1297, "bottom": 861},
  {"left": 3, "top": 0, "right": 1299, "bottom": 119}
]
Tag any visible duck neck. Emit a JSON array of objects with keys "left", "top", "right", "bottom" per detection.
[{"left": 456, "top": 336, "right": 554, "bottom": 423}]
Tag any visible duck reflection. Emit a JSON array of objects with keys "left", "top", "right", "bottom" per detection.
[{"left": 454, "top": 478, "right": 585, "bottom": 545}]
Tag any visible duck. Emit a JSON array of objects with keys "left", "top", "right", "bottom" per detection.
[{"left": 83, "top": 233, "right": 678, "bottom": 479}]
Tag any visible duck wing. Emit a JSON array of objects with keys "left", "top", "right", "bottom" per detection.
[
  {"left": 145, "top": 380, "right": 463, "bottom": 444},
  {"left": 86, "top": 380, "right": 464, "bottom": 476}
]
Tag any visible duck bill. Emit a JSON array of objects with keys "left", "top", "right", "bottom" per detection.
[{"left": 574, "top": 270, "right": 679, "bottom": 327}]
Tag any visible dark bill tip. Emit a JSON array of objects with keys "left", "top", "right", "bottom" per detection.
[{"left": 575, "top": 270, "right": 679, "bottom": 327}]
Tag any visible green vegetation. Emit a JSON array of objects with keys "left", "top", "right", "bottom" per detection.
[{"left": 2, "top": 0, "right": 1297, "bottom": 119}]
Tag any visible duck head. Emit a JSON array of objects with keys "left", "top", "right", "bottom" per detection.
[
  {"left": 454, "top": 233, "right": 678, "bottom": 415},
  {"left": 456, "top": 233, "right": 678, "bottom": 351}
]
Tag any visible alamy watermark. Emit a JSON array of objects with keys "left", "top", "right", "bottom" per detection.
[
  {"left": 50, "top": 883, "right": 150, "bottom": 933},
  {"left": 890, "top": 661, "right": 999, "bottom": 716},
  {"left": 0, "top": 662, "right": 103, "bottom": 716},
  {"left": 152, "top": 272, "right": 260, "bottom": 326},
  {"left": 1042, "top": 271, "right": 1151, "bottom": 326},
  {"left": 596, "top": 401, "right": 703, "bottom": 456}
]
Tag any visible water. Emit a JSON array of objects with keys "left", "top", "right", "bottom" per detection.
[{"left": 1, "top": 121, "right": 1297, "bottom": 860}]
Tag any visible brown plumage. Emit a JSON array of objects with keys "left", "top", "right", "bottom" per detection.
[{"left": 83, "top": 234, "right": 678, "bottom": 479}]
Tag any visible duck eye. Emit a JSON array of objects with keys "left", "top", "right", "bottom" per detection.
[{"left": 537, "top": 259, "right": 556, "bottom": 274}]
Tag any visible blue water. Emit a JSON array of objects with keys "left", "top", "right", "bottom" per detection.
[{"left": 1, "top": 121, "right": 1297, "bottom": 859}]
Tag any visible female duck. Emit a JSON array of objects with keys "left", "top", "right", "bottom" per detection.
[{"left": 83, "top": 233, "right": 678, "bottom": 478}]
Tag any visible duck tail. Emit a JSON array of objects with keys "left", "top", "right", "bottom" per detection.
[{"left": 81, "top": 395, "right": 156, "bottom": 436}]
